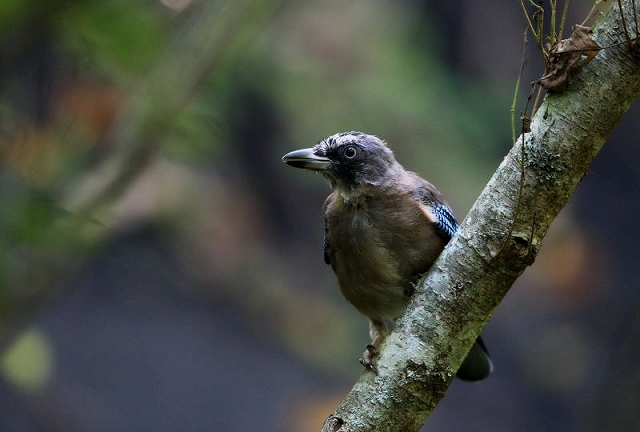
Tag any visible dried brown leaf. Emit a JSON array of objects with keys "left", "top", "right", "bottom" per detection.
[{"left": 538, "top": 24, "right": 601, "bottom": 92}]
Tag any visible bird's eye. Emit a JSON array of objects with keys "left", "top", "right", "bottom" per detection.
[{"left": 343, "top": 146, "right": 357, "bottom": 159}]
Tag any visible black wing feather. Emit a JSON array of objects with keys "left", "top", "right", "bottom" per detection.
[{"left": 323, "top": 217, "right": 331, "bottom": 265}]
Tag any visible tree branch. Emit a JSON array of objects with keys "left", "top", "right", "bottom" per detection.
[{"left": 322, "top": 1, "right": 640, "bottom": 431}]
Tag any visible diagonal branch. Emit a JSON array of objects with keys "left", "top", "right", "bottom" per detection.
[{"left": 322, "top": 1, "right": 640, "bottom": 431}]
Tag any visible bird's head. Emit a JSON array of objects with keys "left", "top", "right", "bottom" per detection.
[{"left": 282, "top": 131, "right": 398, "bottom": 196}]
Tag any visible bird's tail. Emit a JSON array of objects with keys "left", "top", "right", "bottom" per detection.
[{"left": 456, "top": 336, "right": 493, "bottom": 381}]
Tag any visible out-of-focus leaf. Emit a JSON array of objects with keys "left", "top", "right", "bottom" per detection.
[
  {"left": 57, "top": 1, "right": 168, "bottom": 81},
  {"left": 0, "top": 327, "right": 55, "bottom": 392},
  {"left": 0, "top": 0, "right": 30, "bottom": 31},
  {"left": 0, "top": 174, "right": 78, "bottom": 250},
  {"left": 161, "top": 101, "right": 223, "bottom": 161}
]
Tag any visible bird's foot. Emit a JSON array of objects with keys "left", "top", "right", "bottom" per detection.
[{"left": 359, "top": 344, "right": 379, "bottom": 374}]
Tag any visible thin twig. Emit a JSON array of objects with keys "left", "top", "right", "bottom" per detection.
[
  {"left": 559, "top": 0, "right": 571, "bottom": 39},
  {"left": 582, "top": 0, "right": 605, "bottom": 25},
  {"left": 520, "top": 0, "right": 543, "bottom": 47},
  {"left": 511, "top": 30, "right": 530, "bottom": 143},
  {"left": 550, "top": 0, "right": 558, "bottom": 46},
  {"left": 619, "top": 0, "right": 632, "bottom": 43}
]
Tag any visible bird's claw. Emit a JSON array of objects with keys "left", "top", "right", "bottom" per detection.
[{"left": 359, "top": 344, "right": 379, "bottom": 374}]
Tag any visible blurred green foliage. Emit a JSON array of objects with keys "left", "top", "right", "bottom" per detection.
[
  {"left": 58, "top": 0, "right": 168, "bottom": 82},
  {"left": 0, "top": 327, "right": 54, "bottom": 392},
  {"left": 0, "top": 0, "right": 510, "bottom": 369}
]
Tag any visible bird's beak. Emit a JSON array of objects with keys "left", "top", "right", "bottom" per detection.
[{"left": 282, "top": 148, "right": 331, "bottom": 171}]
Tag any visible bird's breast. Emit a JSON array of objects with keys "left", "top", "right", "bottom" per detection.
[
  {"left": 326, "top": 195, "right": 445, "bottom": 320},
  {"left": 328, "top": 208, "right": 404, "bottom": 319}
]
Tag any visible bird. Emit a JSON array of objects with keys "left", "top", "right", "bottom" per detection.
[{"left": 282, "top": 131, "right": 492, "bottom": 381}]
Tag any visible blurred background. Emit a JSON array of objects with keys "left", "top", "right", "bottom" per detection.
[{"left": 0, "top": 0, "right": 639, "bottom": 430}]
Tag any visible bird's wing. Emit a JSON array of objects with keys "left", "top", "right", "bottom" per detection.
[
  {"left": 323, "top": 218, "right": 331, "bottom": 265},
  {"left": 322, "top": 193, "right": 335, "bottom": 265},
  {"left": 414, "top": 183, "right": 459, "bottom": 242},
  {"left": 431, "top": 202, "right": 459, "bottom": 241}
]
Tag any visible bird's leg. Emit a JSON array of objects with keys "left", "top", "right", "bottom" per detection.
[{"left": 359, "top": 319, "right": 388, "bottom": 373}]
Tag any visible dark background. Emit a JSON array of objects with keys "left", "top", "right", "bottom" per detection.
[{"left": 0, "top": 0, "right": 638, "bottom": 431}]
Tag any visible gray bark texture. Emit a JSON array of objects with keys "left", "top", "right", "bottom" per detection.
[{"left": 322, "top": 1, "right": 640, "bottom": 431}]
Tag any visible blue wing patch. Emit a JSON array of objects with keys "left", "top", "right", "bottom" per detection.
[{"left": 432, "top": 202, "right": 459, "bottom": 241}]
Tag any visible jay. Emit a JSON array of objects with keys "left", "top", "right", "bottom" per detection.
[{"left": 282, "top": 131, "right": 492, "bottom": 380}]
